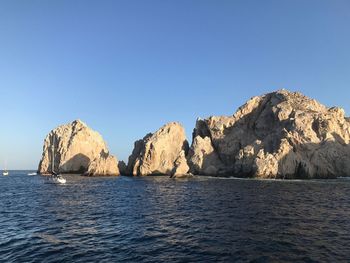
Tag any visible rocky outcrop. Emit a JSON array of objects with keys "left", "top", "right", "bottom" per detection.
[
  {"left": 85, "top": 153, "right": 119, "bottom": 176},
  {"left": 187, "top": 135, "right": 223, "bottom": 175},
  {"left": 118, "top": 161, "right": 127, "bottom": 175},
  {"left": 171, "top": 150, "right": 190, "bottom": 177},
  {"left": 189, "top": 89, "right": 350, "bottom": 179},
  {"left": 38, "top": 120, "right": 120, "bottom": 176},
  {"left": 126, "top": 122, "right": 189, "bottom": 176}
]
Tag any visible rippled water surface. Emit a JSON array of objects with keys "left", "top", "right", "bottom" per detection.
[{"left": 1, "top": 171, "right": 350, "bottom": 262}]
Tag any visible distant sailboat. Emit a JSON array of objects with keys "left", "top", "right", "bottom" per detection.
[
  {"left": 2, "top": 160, "right": 8, "bottom": 176},
  {"left": 51, "top": 135, "right": 66, "bottom": 184}
]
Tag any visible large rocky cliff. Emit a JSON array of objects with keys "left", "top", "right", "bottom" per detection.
[
  {"left": 126, "top": 122, "right": 189, "bottom": 176},
  {"left": 38, "top": 120, "right": 119, "bottom": 176},
  {"left": 188, "top": 90, "right": 350, "bottom": 178}
]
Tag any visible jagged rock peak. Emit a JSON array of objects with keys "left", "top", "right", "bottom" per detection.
[
  {"left": 72, "top": 119, "right": 87, "bottom": 125},
  {"left": 233, "top": 89, "right": 327, "bottom": 119},
  {"left": 126, "top": 122, "right": 189, "bottom": 176}
]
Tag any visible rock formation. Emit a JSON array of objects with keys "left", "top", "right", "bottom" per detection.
[
  {"left": 85, "top": 153, "right": 119, "bottom": 176},
  {"left": 187, "top": 135, "right": 223, "bottom": 175},
  {"left": 171, "top": 150, "right": 190, "bottom": 177},
  {"left": 38, "top": 120, "right": 120, "bottom": 176},
  {"left": 188, "top": 89, "right": 350, "bottom": 179},
  {"left": 126, "top": 122, "right": 189, "bottom": 176},
  {"left": 118, "top": 161, "right": 127, "bottom": 175}
]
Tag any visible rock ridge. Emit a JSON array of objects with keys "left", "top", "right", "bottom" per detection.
[
  {"left": 188, "top": 89, "right": 350, "bottom": 178},
  {"left": 38, "top": 90, "right": 350, "bottom": 179}
]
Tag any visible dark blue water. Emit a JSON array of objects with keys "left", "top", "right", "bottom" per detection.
[{"left": 1, "top": 171, "right": 350, "bottom": 262}]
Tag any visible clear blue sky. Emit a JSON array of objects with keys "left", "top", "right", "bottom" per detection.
[{"left": 1, "top": 0, "right": 350, "bottom": 169}]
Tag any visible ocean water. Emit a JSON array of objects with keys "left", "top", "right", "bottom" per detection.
[{"left": 1, "top": 171, "right": 350, "bottom": 262}]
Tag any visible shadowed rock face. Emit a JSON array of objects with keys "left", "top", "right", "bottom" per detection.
[
  {"left": 38, "top": 120, "right": 119, "bottom": 176},
  {"left": 126, "top": 122, "right": 189, "bottom": 176},
  {"left": 188, "top": 89, "right": 350, "bottom": 178}
]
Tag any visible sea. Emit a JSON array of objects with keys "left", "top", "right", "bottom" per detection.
[{"left": 1, "top": 171, "right": 350, "bottom": 262}]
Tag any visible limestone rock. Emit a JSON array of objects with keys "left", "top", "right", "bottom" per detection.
[
  {"left": 38, "top": 120, "right": 120, "bottom": 176},
  {"left": 189, "top": 89, "right": 350, "bottom": 178},
  {"left": 171, "top": 150, "right": 190, "bottom": 177},
  {"left": 85, "top": 152, "right": 119, "bottom": 176},
  {"left": 127, "top": 122, "right": 189, "bottom": 176},
  {"left": 187, "top": 135, "right": 224, "bottom": 175}
]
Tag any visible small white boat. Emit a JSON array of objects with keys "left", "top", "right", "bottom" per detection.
[
  {"left": 28, "top": 172, "right": 37, "bottom": 176},
  {"left": 55, "top": 175, "right": 66, "bottom": 184},
  {"left": 2, "top": 160, "right": 8, "bottom": 176}
]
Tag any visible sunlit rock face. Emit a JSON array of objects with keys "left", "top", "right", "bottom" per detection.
[
  {"left": 85, "top": 154, "right": 120, "bottom": 176},
  {"left": 38, "top": 120, "right": 119, "bottom": 176},
  {"left": 187, "top": 135, "right": 223, "bottom": 175},
  {"left": 188, "top": 89, "right": 350, "bottom": 178},
  {"left": 126, "top": 122, "right": 189, "bottom": 176}
]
